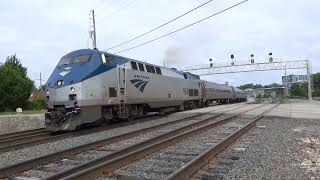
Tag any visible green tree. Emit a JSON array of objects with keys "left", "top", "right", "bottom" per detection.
[
  {"left": 290, "top": 82, "right": 308, "bottom": 98},
  {"left": 264, "top": 83, "right": 282, "bottom": 88},
  {"left": 239, "top": 83, "right": 263, "bottom": 90},
  {"left": 313, "top": 73, "right": 320, "bottom": 97},
  {"left": 0, "top": 55, "right": 34, "bottom": 111},
  {"left": 5, "top": 54, "right": 27, "bottom": 77},
  {"left": 238, "top": 83, "right": 254, "bottom": 90},
  {"left": 39, "top": 84, "right": 46, "bottom": 91}
]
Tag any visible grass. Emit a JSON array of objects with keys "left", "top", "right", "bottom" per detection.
[{"left": 0, "top": 109, "right": 46, "bottom": 116}]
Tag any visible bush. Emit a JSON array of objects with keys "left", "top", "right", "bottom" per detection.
[
  {"left": 263, "top": 94, "right": 270, "bottom": 98},
  {"left": 27, "top": 98, "right": 45, "bottom": 110}
]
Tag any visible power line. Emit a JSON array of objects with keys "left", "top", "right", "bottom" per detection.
[
  {"left": 105, "top": 0, "right": 216, "bottom": 51},
  {"left": 97, "top": 0, "right": 138, "bottom": 23},
  {"left": 95, "top": 0, "right": 118, "bottom": 13},
  {"left": 96, "top": 0, "right": 125, "bottom": 22},
  {"left": 112, "top": 0, "right": 249, "bottom": 54}
]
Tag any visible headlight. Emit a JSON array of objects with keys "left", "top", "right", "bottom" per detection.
[
  {"left": 46, "top": 89, "right": 49, "bottom": 95},
  {"left": 70, "top": 87, "right": 75, "bottom": 93},
  {"left": 57, "top": 80, "right": 63, "bottom": 86}
]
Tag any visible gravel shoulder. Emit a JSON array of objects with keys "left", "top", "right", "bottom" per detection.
[{"left": 0, "top": 114, "right": 44, "bottom": 135}]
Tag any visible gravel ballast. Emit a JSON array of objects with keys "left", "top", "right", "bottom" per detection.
[
  {"left": 106, "top": 115, "right": 258, "bottom": 180},
  {"left": 197, "top": 116, "right": 320, "bottom": 180}
]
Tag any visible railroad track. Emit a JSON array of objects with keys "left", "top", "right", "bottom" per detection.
[
  {"left": 0, "top": 128, "right": 46, "bottom": 141},
  {"left": 0, "top": 103, "right": 247, "bottom": 153},
  {"left": 0, "top": 111, "right": 179, "bottom": 153},
  {"left": 0, "top": 103, "right": 266, "bottom": 179}
]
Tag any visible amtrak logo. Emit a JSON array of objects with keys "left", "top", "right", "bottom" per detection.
[
  {"left": 130, "top": 79, "right": 149, "bottom": 92},
  {"left": 59, "top": 71, "right": 70, "bottom": 76}
]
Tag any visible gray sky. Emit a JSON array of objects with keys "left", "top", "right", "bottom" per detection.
[{"left": 0, "top": 0, "right": 319, "bottom": 87}]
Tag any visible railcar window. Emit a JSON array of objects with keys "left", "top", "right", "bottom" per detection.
[
  {"left": 131, "top": 61, "right": 138, "bottom": 70},
  {"left": 189, "top": 89, "right": 194, "bottom": 96},
  {"left": 194, "top": 89, "right": 199, "bottom": 96},
  {"left": 138, "top": 63, "right": 145, "bottom": 72},
  {"left": 146, "top": 65, "right": 152, "bottom": 72},
  {"left": 155, "top": 67, "right": 162, "bottom": 75},
  {"left": 150, "top": 66, "right": 156, "bottom": 73}
]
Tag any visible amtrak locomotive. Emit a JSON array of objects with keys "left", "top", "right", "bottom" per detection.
[{"left": 45, "top": 49, "right": 246, "bottom": 131}]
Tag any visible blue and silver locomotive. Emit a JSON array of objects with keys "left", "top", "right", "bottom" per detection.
[{"left": 45, "top": 49, "right": 246, "bottom": 131}]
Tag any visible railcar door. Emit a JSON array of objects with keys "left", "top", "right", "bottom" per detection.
[
  {"left": 231, "top": 86, "right": 236, "bottom": 100},
  {"left": 117, "top": 66, "right": 127, "bottom": 116},
  {"left": 200, "top": 82, "right": 206, "bottom": 103}
]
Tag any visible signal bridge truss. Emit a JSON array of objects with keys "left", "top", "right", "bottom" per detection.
[{"left": 184, "top": 59, "right": 313, "bottom": 100}]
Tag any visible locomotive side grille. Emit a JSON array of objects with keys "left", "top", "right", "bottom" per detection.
[
  {"left": 69, "top": 94, "right": 77, "bottom": 100},
  {"left": 109, "top": 87, "right": 117, "bottom": 97}
]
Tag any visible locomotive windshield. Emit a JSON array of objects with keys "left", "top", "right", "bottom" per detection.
[{"left": 57, "top": 54, "right": 91, "bottom": 66}]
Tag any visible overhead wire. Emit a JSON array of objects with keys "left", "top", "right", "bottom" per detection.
[
  {"left": 105, "top": 0, "right": 216, "bottom": 51},
  {"left": 95, "top": 0, "right": 119, "bottom": 12},
  {"left": 97, "top": 0, "right": 138, "bottom": 23},
  {"left": 112, "top": 0, "right": 249, "bottom": 54}
]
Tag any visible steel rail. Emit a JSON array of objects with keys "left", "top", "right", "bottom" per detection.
[
  {"left": 44, "top": 104, "right": 266, "bottom": 180},
  {"left": 0, "top": 128, "right": 47, "bottom": 141},
  {"left": 0, "top": 131, "right": 51, "bottom": 146}
]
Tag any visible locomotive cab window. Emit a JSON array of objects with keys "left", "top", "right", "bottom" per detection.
[
  {"left": 183, "top": 73, "right": 187, "bottom": 79},
  {"left": 138, "top": 63, "right": 145, "bottom": 72},
  {"left": 155, "top": 67, "right": 162, "bottom": 75},
  {"left": 72, "top": 55, "right": 91, "bottom": 63},
  {"left": 58, "top": 54, "right": 91, "bottom": 66},
  {"left": 131, "top": 61, "right": 138, "bottom": 70}
]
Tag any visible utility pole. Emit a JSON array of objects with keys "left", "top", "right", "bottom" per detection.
[
  {"left": 40, "top": 72, "right": 42, "bottom": 88},
  {"left": 89, "top": 10, "right": 97, "bottom": 49},
  {"left": 284, "top": 65, "right": 289, "bottom": 97},
  {"left": 306, "top": 59, "right": 312, "bottom": 101},
  {"left": 33, "top": 72, "right": 44, "bottom": 90}
]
